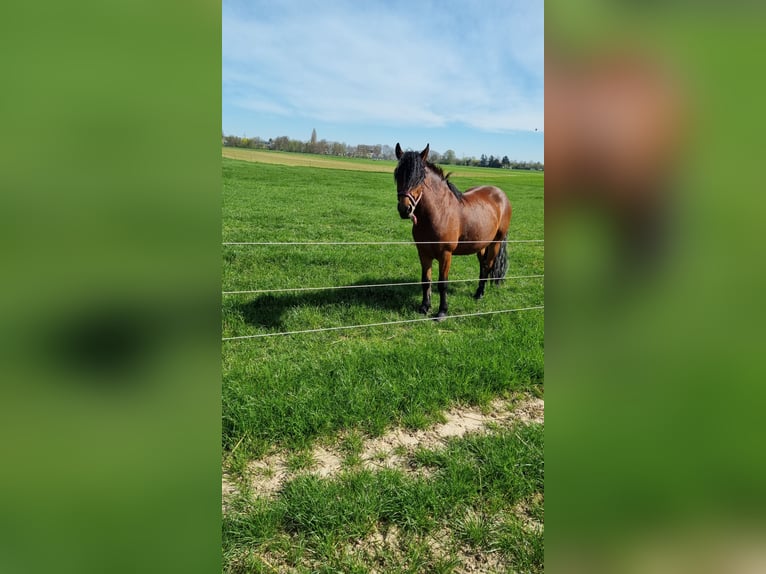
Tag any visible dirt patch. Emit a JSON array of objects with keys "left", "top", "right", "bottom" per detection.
[
  {"left": 312, "top": 446, "right": 344, "bottom": 478},
  {"left": 222, "top": 394, "right": 544, "bottom": 509},
  {"left": 513, "top": 492, "right": 545, "bottom": 533},
  {"left": 221, "top": 474, "right": 238, "bottom": 513},
  {"left": 511, "top": 396, "right": 545, "bottom": 424},
  {"left": 359, "top": 396, "right": 543, "bottom": 473},
  {"left": 454, "top": 548, "right": 506, "bottom": 574},
  {"left": 247, "top": 454, "right": 290, "bottom": 499},
  {"left": 350, "top": 524, "right": 507, "bottom": 574}
]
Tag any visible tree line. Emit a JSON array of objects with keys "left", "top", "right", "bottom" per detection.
[{"left": 222, "top": 129, "right": 543, "bottom": 170}]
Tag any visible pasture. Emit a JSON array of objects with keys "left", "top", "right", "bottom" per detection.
[{"left": 222, "top": 149, "right": 544, "bottom": 572}]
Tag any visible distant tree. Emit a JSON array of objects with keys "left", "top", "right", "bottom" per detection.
[
  {"left": 355, "top": 144, "right": 372, "bottom": 157},
  {"left": 272, "top": 136, "right": 290, "bottom": 151},
  {"left": 380, "top": 144, "right": 394, "bottom": 160},
  {"left": 286, "top": 138, "right": 302, "bottom": 152},
  {"left": 223, "top": 131, "right": 533, "bottom": 169},
  {"left": 316, "top": 139, "right": 330, "bottom": 155}
]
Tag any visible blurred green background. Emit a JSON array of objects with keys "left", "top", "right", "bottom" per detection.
[
  {"left": 0, "top": 2, "right": 220, "bottom": 573},
  {"left": 546, "top": 1, "right": 766, "bottom": 572}
]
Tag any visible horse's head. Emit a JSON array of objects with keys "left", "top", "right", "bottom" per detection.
[{"left": 394, "top": 143, "right": 429, "bottom": 224}]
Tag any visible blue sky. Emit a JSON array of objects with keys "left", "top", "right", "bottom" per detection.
[{"left": 222, "top": 0, "right": 544, "bottom": 162}]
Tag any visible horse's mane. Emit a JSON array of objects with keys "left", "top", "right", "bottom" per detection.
[{"left": 394, "top": 151, "right": 464, "bottom": 203}]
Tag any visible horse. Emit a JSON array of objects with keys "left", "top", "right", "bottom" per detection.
[{"left": 394, "top": 143, "right": 512, "bottom": 320}]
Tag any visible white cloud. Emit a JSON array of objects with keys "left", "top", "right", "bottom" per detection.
[{"left": 223, "top": 1, "right": 543, "bottom": 133}]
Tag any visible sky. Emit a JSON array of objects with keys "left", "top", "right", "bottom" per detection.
[{"left": 222, "top": 0, "right": 544, "bottom": 162}]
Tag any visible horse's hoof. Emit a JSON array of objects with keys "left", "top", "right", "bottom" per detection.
[
  {"left": 434, "top": 311, "right": 448, "bottom": 322},
  {"left": 418, "top": 305, "right": 431, "bottom": 315},
  {"left": 473, "top": 291, "right": 484, "bottom": 300}
]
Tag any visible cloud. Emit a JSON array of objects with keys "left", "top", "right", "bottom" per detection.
[{"left": 223, "top": 0, "right": 543, "bottom": 133}]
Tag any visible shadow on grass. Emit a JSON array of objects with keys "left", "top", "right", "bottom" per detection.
[{"left": 235, "top": 276, "right": 432, "bottom": 329}]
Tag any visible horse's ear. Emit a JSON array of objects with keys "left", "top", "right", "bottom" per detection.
[
  {"left": 395, "top": 143, "right": 403, "bottom": 159},
  {"left": 420, "top": 144, "right": 430, "bottom": 161}
]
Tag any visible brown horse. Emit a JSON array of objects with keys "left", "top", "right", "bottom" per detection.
[{"left": 394, "top": 143, "right": 512, "bottom": 320}]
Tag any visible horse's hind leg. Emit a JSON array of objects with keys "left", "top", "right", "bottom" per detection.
[
  {"left": 418, "top": 252, "right": 433, "bottom": 315},
  {"left": 475, "top": 240, "right": 503, "bottom": 298},
  {"left": 474, "top": 249, "right": 490, "bottom": 300}
]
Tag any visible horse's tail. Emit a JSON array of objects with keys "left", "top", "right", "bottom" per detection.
[{"left": 489, "top": 235, "right": 509, "bottom": 282}]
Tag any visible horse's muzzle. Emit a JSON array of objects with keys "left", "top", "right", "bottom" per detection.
[{"left": 397, "top": 202, "right": 413, "bottom": 219}]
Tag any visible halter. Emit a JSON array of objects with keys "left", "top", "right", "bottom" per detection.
[{"left": 397, "top": 188, "right": 422, "bottom": 211}]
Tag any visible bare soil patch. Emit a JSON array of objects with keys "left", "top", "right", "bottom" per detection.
[{"left": 223, "top": 394, "right": 544, "bottom": 508}]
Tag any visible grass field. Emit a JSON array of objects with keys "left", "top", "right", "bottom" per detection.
[
  {"left": 222, "top": 147, "right": 394, "bottom": 172},
  {"left": 222, "top": 149, "right": 544, "bottom": 572}
]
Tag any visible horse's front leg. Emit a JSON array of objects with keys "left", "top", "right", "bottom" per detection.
[
  {"left": 418, "top": 252, "right": 433, "bottom": 315},
  {"left": 435, "top": 251, "right": 452, "bottom": 320}
]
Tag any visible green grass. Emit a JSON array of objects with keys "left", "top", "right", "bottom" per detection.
[
  {"left": 222, "top": 157, "right": 543, "bottom": 451},
  {"left": 222, "top": 154, "right": 544, "bottom": 572},
  {"left": 223, "top": 424, "right": 543, "bottom": 573},
  {"left": 284, "top": 450, "right": 316, "bottom": 474}
]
